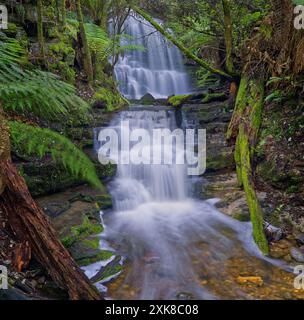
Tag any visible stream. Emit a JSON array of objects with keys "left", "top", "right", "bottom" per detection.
[{"left": 83, "top": 15, "right": 303, "bottom": 300}]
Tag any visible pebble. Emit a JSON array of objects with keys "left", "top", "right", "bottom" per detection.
[{"left": 236, "top": 276, "right": 263, "bottom": 286}]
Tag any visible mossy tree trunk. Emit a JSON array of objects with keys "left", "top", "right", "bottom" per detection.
[
  {"left": 76, "top": 0, "right": 94, "bottom": 84},
  {"left": 37, "top": 0, "right": 45, "bottom": 59},
  {"left": 0, "top": 103, "right": 101, "bottom": 299},
  {"left": 61, "top": 0, "right": 66, "bottom": 27},
  {"left": 236, "top": 124, "right": 269, "bottom": 255},
  {"left": 99, "top": 0, "right": 109, "bottom": 30},
  {"left": 0, "top": 103, "right": 10, "bottom": 196},
  {"left": 228, "top": 76, "right": 268, "bottom": 254},
  {"left": 222, "top": 0, "right": 235, "bottom": 75},
  {"left": 132, "top": 5, "right": 233, "bottom": 80}
]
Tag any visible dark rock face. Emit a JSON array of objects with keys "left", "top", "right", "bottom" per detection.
[{"left": 139, "top": 93, "right": 156, "bottom": 104}]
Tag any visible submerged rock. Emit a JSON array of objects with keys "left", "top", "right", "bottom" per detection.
[
  {"left": 264, "top": 223, "right": 284, "bottom": 242},
  {"left": 236, "top": 276, "right": 263, "bottom": 286},
  {"left": 290, "top": 247, "right": 304, "bottom": 263}
]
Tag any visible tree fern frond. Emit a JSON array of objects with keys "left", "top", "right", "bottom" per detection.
[
  {"left": 0, "top": 35, "right": 89, "bottom": 120},
  {"left": 10, "top": 121, "right": 102, "bottom": 188},
  {"left": 85, "top": 22, "right": 112, "bottom": 63}
]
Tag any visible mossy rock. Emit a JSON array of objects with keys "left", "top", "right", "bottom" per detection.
[
  {"left": 92, "top": 87, "right": 128, "bottom": 112},
  {"left": 90, "top": 256, "right": 122, "bottom": 283},
  {"left": 61, "top": 215, "right": 104, "bottom": 248},
  {"left": 139, "top": 93, "right": 156, "bottom": 105},
  {"left": 3, "top": 23, "right": 18, "bottom": 37},
  {"left": 168, "top": 94, "right": 191, "bottom": 107},
  {"left": 232, "top": 211, "right": 250, "bottom": 222}
]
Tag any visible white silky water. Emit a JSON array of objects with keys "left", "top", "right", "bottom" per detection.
[
  {"left": 86, "top": 15, "right": 292, "bottom": 300},
  {"left": 113, "top": 15, "right": 191, "bottom": 99},
  {"left": 91, "top": 107, "right": 287, "bottom": 300}
]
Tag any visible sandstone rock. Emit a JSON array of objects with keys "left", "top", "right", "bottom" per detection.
[{"left": 236, "top": 276, "right": 263, "bottom": 286}]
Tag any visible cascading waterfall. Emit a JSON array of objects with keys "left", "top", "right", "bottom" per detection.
[
  {"left": 90, "top": 107, "right": 271, "bottom": 300},
  {"left": 85, "top": 14, "right": 288, "bottom": 300},
  {"left": 113, "top": 15, "right": 191, "bottom": 99}
]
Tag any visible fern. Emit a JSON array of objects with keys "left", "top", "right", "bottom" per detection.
[
  {"left": 10, "top": 121, "right": 102, "bottom": 188},
  {"left": 85, "top": 22, "right": 112, "bottom": 63},
  {"left": 0, "top": 34, "right": 88, "bottom": 120}
]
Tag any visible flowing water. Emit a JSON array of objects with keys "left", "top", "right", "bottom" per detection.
[
  {"left": 83, "top": 16, "right": 304, "bottom": 300},
  {"left": 113, "top": 15, "right": 191, "bottom": 99}
]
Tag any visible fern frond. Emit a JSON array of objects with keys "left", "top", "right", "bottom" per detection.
[
  {"left": 85, "top": 23, "right": 112, "bottom": 63},
  {"left": 10, "top": 121, "right": 102, "bottom": 188},
  {"left": 0, "top": 35, "right": 89, "bottom": 120}
]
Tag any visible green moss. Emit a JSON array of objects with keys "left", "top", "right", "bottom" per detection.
[
  {"left": 232, "top": 211, "right": 250, "bottom": 222},
  {"left": 3, "top": 23, "right": 18, "bottom": 37},
  {"left": 91, "top": 262, "right": 122, "bottom": 283},
  {"left": 77, "top": 250, "right": 114, "bottom": 267},
  {"left": 201, "top": 92, "right": 227, "bottom": 104},
  {"left": 168, "top": 94, "right": 191, "bottom": 107},
  {"left": 238, "top": 124, "right": 269, "bottom": 255},
  {"left": 227, "top": 77, "right": 248, "bottom": 140},
  {"left": 92, "top": 87, "right": 128, "bottom": 112},
  {"left": 82, "top": 237, "right": 100, "bottom": 250},
  {"left": 61, "top": 216, "right": 104, "bottom": 248}
]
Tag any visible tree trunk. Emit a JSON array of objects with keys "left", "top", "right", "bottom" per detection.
[
  {"left": 99, "top": 0, "right": 109, "bottom": 30},
  {"left": 0, "top": 104, "right": 10, "bottom": 196},
  {"left": 228, "top": 76, "right": 268, "bottom": 254},
  {"left": 76, "top": 0, "right": 94, "bottom": 83},
  {"left": 37, "top": 0, "right": 45, "bottom": 59},
  {"left": 132, "top": 5, "right": 233, "bottom": 80},
  {"left": 61, "top": 0, "right": 66, "bottom": 27},
  {"left": 222, "top": 0, "right": 235, "bottom": 75},
  {"left": 236, "top": 124, "right": 269, "bottom": 255},
  {"left": 0, "top": 104, "right": 101, "bottom": 299}
]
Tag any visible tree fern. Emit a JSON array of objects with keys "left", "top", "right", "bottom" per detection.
[
  {"left": 0, "top": 34, "right": 89, "bottom": 120},
  {"left": 10, "top": 121, "right": 102, "bottom": 188},
  {"left": 85, "top": 22, "right": 112, "bottom": 63}
]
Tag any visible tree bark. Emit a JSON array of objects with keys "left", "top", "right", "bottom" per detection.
[
  {"left": 222, "top": 0, "right": 235, "bottom": 75},
  {"left": 99, "top": 0, "right": 109, "bottom": 30},
  {"left": 37, "top": 0, "right": 45, "bottom": 59},
  {"left": 61, "top": 0, "right": 66, "bottom": 27},
  {"left": 132, "top": 5, "right": 233, "bottom": 80},
  {"left": 76, "top": 0, "right": 94, "bottom": 83},
  {"left": 228, "top": 76, "right": 268, "bottom": 255},
  {"left": 0, "top": 104, "right": 101, "bottom": 299}
]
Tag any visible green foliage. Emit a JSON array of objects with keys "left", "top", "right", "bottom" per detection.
[
  {"left": 85, "top": 22, "right": 112, "bottom": 64},
  {"left": 61, "top": 215, "right": 104, "bottom": 248},
  {"left": 10, "top": 121, "right": 102, "bottom": 188},
  {"left": 265, "top": 90, "right": 283, "bottom": 103},
  {"left": 0, "top": 34, "right": 88, "bottom": 120},
  {"left": 197, "top": 69, "right": 219, "bottom": 88}
]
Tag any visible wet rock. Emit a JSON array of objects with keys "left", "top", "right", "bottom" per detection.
[
  {"left": 290, "top": 247, "right": 304, "bottom": 263},
  {"left": 269, "top": 239, "right": 292, "bottom": 259},
  {"left": 236, "top": 276, "right": 263, "bottom": 286},
  {"left": 90, "top": 256, "right": 122, "bottom": 283},
  {"left": 293, "top": 232, "right": 304, "bottom": 246},
  {"left": 176, "top": 292, "right": 194, "bottom": 300},
  {"left": 264, "top": 223, "right": 284, "bottom": 242},
  {"left": 42, "top": 201, "right": 71, "bottom": 218},
  {"left": 139, "top": 93, "right": 156, "bottom": 105}
]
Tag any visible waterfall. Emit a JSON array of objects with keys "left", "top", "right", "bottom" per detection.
[
  {"left": 86, "top": 13, "right": 280, "bottom": 301},
  {"left": 113, "top": 15, "right": 191, "bottom": 99}
]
